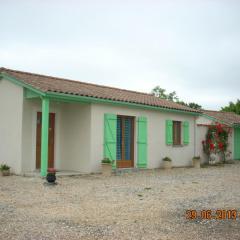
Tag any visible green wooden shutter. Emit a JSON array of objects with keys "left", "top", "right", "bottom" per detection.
[
  {"left": 183, "top": 121, "right": 189, "bottom": 144},
  {"left": 104, "top": 113, "right": 117, "bottom": 169},
  {"left": 234, "top": 128, "right": 240, "bottom": 160},
  {"left": 137, "top": 116, "right": 147, "bottom": 168},
  {"left": 166, "top": 120, "right": 173, "bottom": 145}
]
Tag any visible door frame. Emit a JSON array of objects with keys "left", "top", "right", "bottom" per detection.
[{"left": 116, "top": 115, "right": 135, "bottom": 168}]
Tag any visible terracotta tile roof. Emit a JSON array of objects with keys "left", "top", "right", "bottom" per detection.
[
  {"left": 203, "top": 110, "right": 240, "bottom": 125},
  {"left": 0, "top": 67, "right": 200, "bottom": 113}
]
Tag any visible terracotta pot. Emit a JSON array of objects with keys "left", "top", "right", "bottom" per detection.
[
  {"left": 1, "top": 170, "right": 10, "bottom": 176},
  {"left": 102, "top": 163, "right": 112, "bottom": 176},
  {"left": 192, "top": 158, "right": 201, "bottom": 168},
  {"left": 163, "top": 161, "right": 172, "bottom": 169}
]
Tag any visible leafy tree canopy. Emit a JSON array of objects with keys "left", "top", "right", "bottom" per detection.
[
  {"left": 151, "top": 86, "right": 202, "bottom": 110},
  {"left": 221, "top": 99, "right": 240, "bottom": 115}
]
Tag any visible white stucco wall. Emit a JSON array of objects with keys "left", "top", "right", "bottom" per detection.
[
  {"left": 0, "top": 78, "right": 208, "bottom": 174},
  {"left": 90, "top": 103, "right": 197, "bottom": 172},
  {"left": 0, "top": 79, "right": 23, "bottom": 174},
  {"left": 59, "top": 103, "right": 91, "bottom": 173}
]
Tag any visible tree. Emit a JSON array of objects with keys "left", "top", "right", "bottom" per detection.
[
  {"left": 151, "top": 86, "right": 202, "bottom": 110},
  {"left": 221, "top": 99, "right": 240, "bottom": 115},
  {"left": 151, "top": 86, "right": 179, "bottom": 102},
  {"left": 188, "top": 102, "right": 202, "bottom": 110}
]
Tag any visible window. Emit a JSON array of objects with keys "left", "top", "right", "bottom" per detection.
[{"left": 173, "top": 121, "right": 181, "bottom": 145}]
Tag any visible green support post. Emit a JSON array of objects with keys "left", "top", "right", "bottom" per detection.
[{"left": 40, "top": 97, "right": 50, "bottom": 177}]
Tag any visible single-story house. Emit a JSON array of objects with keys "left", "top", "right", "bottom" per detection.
[
  {"left": 0, "top": 67, "right": 203, "bottom": 176},
  {"left": 196, "top": 110, "right": 240, "bottom": 163}
]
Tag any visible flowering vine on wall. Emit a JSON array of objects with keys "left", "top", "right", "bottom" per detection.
[{"left": 202, "top": 123, "right": 232, "bottom": 162}]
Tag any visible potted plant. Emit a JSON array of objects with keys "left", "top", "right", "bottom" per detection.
[
  {"left": 162, "top": 157, "right": 172, "bottom": 169},
  {"left": 101, "top": 158, "right": 113, "bottom": 176},
  {"left": 0, "top": 164, "right": 10, "bottom": 176},
  {"left": 192, "top": 156, "right": 201, "bottom": 168},
  {"left": 46, "top": 168, "right": 56, "bottom": 184}
]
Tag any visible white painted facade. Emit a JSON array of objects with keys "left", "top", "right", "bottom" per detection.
[
  {"left": 90, "top": 104, "right": 197, "bottom": 171},
  {"left": 0, "top": 79, "right": 23, "bottom": 174},
  {"left": 0, "top": 77, "right": 202, "bottom": 175}
]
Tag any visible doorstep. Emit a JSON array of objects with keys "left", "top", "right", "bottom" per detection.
[{"left": 114, "top": 168, "right": 139, "bottom": 175}]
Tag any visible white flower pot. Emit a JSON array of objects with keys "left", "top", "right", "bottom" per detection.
[
  {"left": 209, "top": 153, "right": 221, "bottom": 165},
  {"left": 101, "top": 163, "right": 112, "bottom": 176},
  {"left": 1, "top": 170, "right": 10, "bottom": 176},
  {"left": 192, "top": 158, "right": 201, "bottom": 168},
  {"left": 163, "top": 161, "right": 172, "bottom": 169}
]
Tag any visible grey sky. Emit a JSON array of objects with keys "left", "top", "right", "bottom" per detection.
[{"left": 1, "top": 0, "right": 240, "bottom": 110}]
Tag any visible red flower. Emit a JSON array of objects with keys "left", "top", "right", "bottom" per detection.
[
  {"left": 202, "top": 140, "right": 205, "bottom": 145},
  {"left": 216, "top": 123, "right": 223, "bottom": 133},
  {"left": 218, "top": 142, "right": 224, "bottom": 149},
  {"left": 210, "top": 143, "right": 215, "bottom": 150}
]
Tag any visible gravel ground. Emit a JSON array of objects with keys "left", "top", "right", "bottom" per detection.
[{"left": 1, "top": 163, "right": 240, "bottom": 240}]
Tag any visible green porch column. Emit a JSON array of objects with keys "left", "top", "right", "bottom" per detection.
[{"left": 40, "top": 97, "right": 50, "bottom": 176}]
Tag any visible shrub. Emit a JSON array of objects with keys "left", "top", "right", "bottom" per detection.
[
  {"left": 0, "top": 164, "right": 10, "bottom": 171},
  {"left": 102, "top": 158, "right": 112, "bottom": 164},
  {"left": 162, "top": 157, "right": 172, "bottom": 162}
]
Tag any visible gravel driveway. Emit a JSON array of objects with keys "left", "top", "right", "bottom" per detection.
[{"left": 1, "top": 163, "right": 240, "bottom": 240}]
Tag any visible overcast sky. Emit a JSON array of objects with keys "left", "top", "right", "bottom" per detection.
[{"left": 1, "top": 0, "right": 240, "bottom": 110}]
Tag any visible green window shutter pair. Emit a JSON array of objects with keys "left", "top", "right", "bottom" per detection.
[
  {"left": 104, "top": 114, "right": 148, "bottom": 169},
  {"left": 165, "top": 120, "right": 190, "bottom": 145},
  {"left": 104, "top": 114, "right": 117, "bottom": 169},
  {"left": 137, "top": 116, "right": 148, "bottom": 168}
]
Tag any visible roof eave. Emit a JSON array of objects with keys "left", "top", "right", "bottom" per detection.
[
  {"left": 46, "top": 91, "right": 201, "bottom": 115},
  {"left": 201, "top": 113, "right": 233, "bottom": 127},
  {"left": 0, "top": 72, "right": 46, "bottom": 97}
]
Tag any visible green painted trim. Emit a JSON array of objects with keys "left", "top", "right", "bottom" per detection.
[
  {"left": 201, "top": 113, "right": 232, "bottom": 127},
  {"left": 46, "top": 92, "right": 200, "bottom": 116},
  {"left": 24, "top": 89, "right": 41, "bottom": 98},
  {"left": 0, "top": 72, "right": 46, "bottom": 96},
  {"left": 40, "top": 97, "right": 50, "bottom": 177}
]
